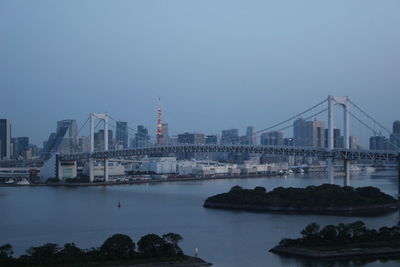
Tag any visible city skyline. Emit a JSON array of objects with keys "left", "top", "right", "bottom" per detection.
[{"left": 1, "top": 1, "right": 400, "bottom": 146}]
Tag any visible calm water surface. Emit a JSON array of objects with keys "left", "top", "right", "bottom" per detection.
[{"left": 1, "top": 171, "right": 400, "bottom": 267}]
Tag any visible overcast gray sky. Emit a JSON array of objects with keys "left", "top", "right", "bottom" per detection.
[{"left": 1, "top": 0, "right": 399, "bottom": 146}]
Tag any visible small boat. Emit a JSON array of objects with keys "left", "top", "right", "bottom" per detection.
[
  {"left": 5, "top": 179, "right": 15, "bottom": 184},
  {"left": 287, "top": 169, "right": 294, "bottom": 174},
  {"left": 297, "top": 168, "right": 304, "bottom": 174},
  {"left": 118, "top": 201, "right": 121, "bottom": 208}
]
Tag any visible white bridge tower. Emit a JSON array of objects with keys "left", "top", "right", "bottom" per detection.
[
  {"left": 89, "top": 113, "right": 109, "bottom": 182},
  {"left": 327, "top": 95, "right": 350, "bottom": 186}
]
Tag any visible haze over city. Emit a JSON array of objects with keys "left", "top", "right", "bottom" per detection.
[
  {"left": 1, "top": 1, "right": 400, "bottom": 267},
  {"left": 1, "top": 0, "right": 400, "bottom": 146}
]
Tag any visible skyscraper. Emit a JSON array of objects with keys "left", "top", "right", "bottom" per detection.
[
  {"left": 0, "top": 119, "right": 11, "bottom": 160},
  {"left": 162, "top": 123, "right": 169, "bottom": 144},
  {"left": 156, "top": 99, "right": 163, "bottom": 145},
  {"left": 293, "top": 118, "right": 324, "bottom": 147},
  {"left": 261, "top": 131, "right": 283, "bottom": 146},
  {"left": 134, "top": 125, "right": 150, "bottom": 148},
  {"left": 116, "top": 121, "right": 128, "bottom": 148},
  {"left": 221, "top": 129, "right": 239, "bottom": 144},
  {"left": 393, "top": 121, "right": 400, "bottom": 135},
  {"left": 56, "top": 119, "right": 78, "bottom": 153},
  {"left": 369, "top": 136, "right": 388, "bottom": 150},
  {"left": 245, "top": 126, "right": 256, "bottom": 145}
]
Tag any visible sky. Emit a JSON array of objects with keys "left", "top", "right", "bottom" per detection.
[{"left": 1, "top": 0, "right": 399, "bottom": 146}]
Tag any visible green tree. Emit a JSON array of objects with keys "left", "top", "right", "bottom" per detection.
[
  {"left": 137, "top": 234, "right": 167, "bottom": 256},
  {"left": 300, "top": 223, "right": 320, "bottom": 242},
  {"left": 58, "top": 243, "right": 83, "bottom": 260},
  {"left": 0, "top": 244, "right": 13, "bottom": 260},
  {"left": 100, "top": 234, "right": 135, "bottom": 258},
  {"left": 162, "top": 233, "right": 183, "bottom": 255}
]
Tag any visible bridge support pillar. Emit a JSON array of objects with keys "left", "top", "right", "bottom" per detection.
[
  {"left": 104, "top": 159, "right": 109, "bottom": 182},
  {"left": 89, "top": 158, "right": 94, "bottom": 182},
  {"left": 327, "top": 158, "right": 334, "bottom": 184},
  {"left": 344, "top": 159, "right": 350, "bottom": 187}
]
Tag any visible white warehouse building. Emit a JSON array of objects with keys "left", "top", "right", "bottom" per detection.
[{"left": 141, "top": 157, "right": 177, "bottom": 174}]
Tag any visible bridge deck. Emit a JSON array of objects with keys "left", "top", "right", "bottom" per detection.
[{"left": 59, "top": 145, "right": 399, "bottom": 162}]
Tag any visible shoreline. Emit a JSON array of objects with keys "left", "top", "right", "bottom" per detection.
[
  {"left": 0, "top": 173, "right": 285, "bottom": 187},
  {"left": 203, "top": 201, "right": 400, "bottom": 216},
  {"left": 270, "top": 245, "right": 400, "bottom": 260}
]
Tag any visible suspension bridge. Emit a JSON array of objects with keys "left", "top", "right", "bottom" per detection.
[{"left": 42, "top": 95, "right": 400, "bottom": 195}]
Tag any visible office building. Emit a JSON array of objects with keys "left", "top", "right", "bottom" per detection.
[
  {"left": 0, "top": 119, "right": 11, "bottom": 160},
  {"left": 293, "top": 118, "right": 324, "bottom": 147},
  {"left": 245, "top": 126, "right": 256, "bottom": 145},
  {"left": 369, "top": 136, "right": 388, "bottom": 150},
  {"left": 260, "top": 131, "right": 283, "bottom": 146},
  {"left": 205, "top": 135, "right": 218, "bottom": 144},
  {"left": 133, "top": 125, "right": 150, "bottom": 148},
  {"left": 116, "top": 121, "right": 128, "bottom": 148},
  {"left": 221, "top": 129, "right": 239, "bottom": 144},
  {"left": 177, "top": 133, "right": 205, "bottom": 144}
]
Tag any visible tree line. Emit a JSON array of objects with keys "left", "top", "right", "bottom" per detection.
[
  {"left": 280, "top": 221, "right": 400, "bottom": 249},
  {"left": 0, "top": 232, "right": 184, "bottom": 266},
  {"left": 205, "top": 184, "right": 397, "bottom": 208}
]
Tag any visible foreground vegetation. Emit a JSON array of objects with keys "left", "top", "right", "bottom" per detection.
[
  {"left": 270, "top": 221, "right": 400, "bottom": 259},
  {"left": 0, "top": 233, "right": 209, "bottom": 266},
  {"left": 204, "top": 184, "right": 399, "bottom": 215}
]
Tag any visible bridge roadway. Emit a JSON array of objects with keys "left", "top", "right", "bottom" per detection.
[{"left": 59, "top": 144, "right": 399, "bottom": 162}]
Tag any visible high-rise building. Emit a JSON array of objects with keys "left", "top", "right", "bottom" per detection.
[
  {"left": 221, "top": 129, "right": 239, "bottom": 144},
  {"left": 94, "top": 129, "right": 113, "bottom": 151},
  {"left": 393, "top": 121, "right": 400, "bottom": 135},
  {"left": 245, "top": 126, "right": 256, "bottom": 145},
  {"left": 369, "top": 136, "right": 388, "bottom": 150},
  {"left": 156, "top": 99, "right": 163, "bottom": 145},
  {"left": 116, "top": 121, "right": 128, "bottom": 148},
  {"left": 0, "top": 119, "right": 11, "bottom": 160},
  {"left": 177, "top": 133, "right": 205, "bottom": 144},
  {"left": 283, "top": 138, "right": 294, "bottom": 146},
  {"left": 133, "top": 125, "right": 150, "bottom": 148},
  {"left": 260, "top": 131, "right": 283, "bottom": 146},
  {"left": 324, "top": 128, "right": 342, "bottom": 148},
  {"left": 349, "top": 136, "right": 358, "bottom": 149},
  {"left": 390, "top": 120, "right": 400, "bottom": 150},
  {"left": 293, "top": 118, "right": 324, "bottom": 147},
  {"left": 13, "top": 137, "right": 29, "bottom": 158},
  {"left": 43, "top": 120, "right": 78, "bottom": 157},
  {"left": 56, "top": 119, "right": 78, "bottom": 153},
  {"left": 162, "top": 123, "right": 169, "bottom": 144},
  {"left": 205, "top": 135, "right": 218, "bottom": 144}
]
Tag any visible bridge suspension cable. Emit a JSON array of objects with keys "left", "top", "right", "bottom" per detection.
[
  {"left": 348, "top": 99, "right": 392, "bottom": 136},
  {"left": 253, "top": 98, "right": 328, "bottom": 136}
]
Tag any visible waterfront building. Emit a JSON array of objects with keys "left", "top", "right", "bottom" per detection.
[
  {"left": 116, "top": 121, "right": 128, "bottom": 148},
  {"left": 140, "top": 157, "right": 177, "bottom": 174},
  {"left": 0, "top": 119, "right": 11, "bottom": 160}
]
